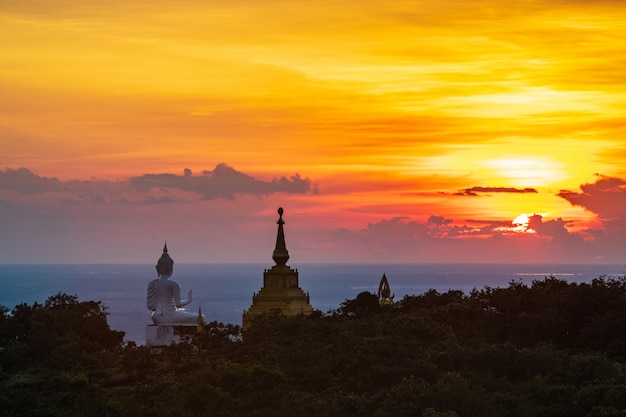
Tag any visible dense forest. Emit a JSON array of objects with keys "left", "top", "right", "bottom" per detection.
[{"left": 1, "top": 276, "right": 626, "bottom": 417}]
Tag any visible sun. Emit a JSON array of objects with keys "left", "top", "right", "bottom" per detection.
[
  {"left": 512, "top": 213, "right": 530, "bottom": 226},
  {"left": 495, "top": 213, "right": 540, "bottom": 234},
  {"left": 508, "top": 213, "right": 533, "bottom": 233}
]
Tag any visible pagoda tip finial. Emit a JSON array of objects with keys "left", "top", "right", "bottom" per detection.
[
  {"left": 272, "top": 207, "right": 289, "bottom": 265},
  {"left": 277, "top": 207, "right": 284, "bottom": 225}
]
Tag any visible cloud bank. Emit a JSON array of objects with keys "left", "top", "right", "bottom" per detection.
[
  {"left": 129, "top": 163, "right": 314, "bottom": 200},
  {"left": 0, "top": 169, "right": 624, "bottom": 264},
  {"left": 0, "top": 167, "right": 63, "bottom": 195},
  {"left": 0, "top": 164, "right": 316, "bottom": 204}
]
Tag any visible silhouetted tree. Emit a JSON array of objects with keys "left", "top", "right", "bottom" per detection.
[{"left": 3, "top": 277, "right": 626, "bottom": 417}]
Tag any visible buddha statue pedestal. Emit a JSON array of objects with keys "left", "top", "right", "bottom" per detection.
[{"left": 145, "top": 324, "right": 197, "bottom": 347}]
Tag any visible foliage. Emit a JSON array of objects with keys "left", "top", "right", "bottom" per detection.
[
  {"left": 0, "top": 292, "right": 125, "bottom": 416},
  {"left": 2, "top": 276, "right": 626, "bottom": 416}
]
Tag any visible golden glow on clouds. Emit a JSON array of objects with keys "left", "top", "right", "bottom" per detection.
[
  {"left": 2, "top": 0, "right": 626, "bottom": 232},
  {"left": 483, "top": 157, "right": 564, "bottom": 187}
]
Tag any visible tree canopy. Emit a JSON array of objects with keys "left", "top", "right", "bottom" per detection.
[{"left": 1, "top": 276, "right": 626, "bottom": 416}]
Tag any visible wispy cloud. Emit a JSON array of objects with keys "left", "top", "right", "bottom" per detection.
[{"left": 452, "top": 186, "right": 538, "bottom": 196}]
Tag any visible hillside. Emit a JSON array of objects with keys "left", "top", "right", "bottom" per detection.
[{"left": 1, "top": 276, "right": 626, "bottom": 417}]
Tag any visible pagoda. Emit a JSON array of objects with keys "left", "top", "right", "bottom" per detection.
[
  {"left": 242, "top": 207, "right": 313, "bottom": 329},
  {"left": 377, "top": 273, "right": 394, "bottom": 305}
]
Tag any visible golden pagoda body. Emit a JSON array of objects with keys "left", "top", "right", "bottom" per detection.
[{"left": 242, "top": 208, "right": 313, "bottom": 329}]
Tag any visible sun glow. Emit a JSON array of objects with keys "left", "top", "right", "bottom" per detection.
[
  {"left": 491, "top": 213, "right": 535, "bottom": 234},
  {"left": 504, "top": 213, "right": 532, "bottom": 233},
  {"left": 512, "top": 213, "right": 530, "bottom": 226},
  {"left": 483, "top": 157, "right": 566, "bottom": 187}
]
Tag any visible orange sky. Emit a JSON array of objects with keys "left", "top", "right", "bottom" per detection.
[{"left": 1, "top": 0, "right": 625, "bottom": 264}]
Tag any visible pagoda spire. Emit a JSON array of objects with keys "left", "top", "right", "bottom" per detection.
[
  {"left": 272, "top": 207, "right": 290, "bottom": 266},
  {"left": 197, "top": 303, "right": 204, "bottom": 332}
]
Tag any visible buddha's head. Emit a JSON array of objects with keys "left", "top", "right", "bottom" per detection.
[{"left": 156, "top": 243, "right": 174, "bottom": 278}]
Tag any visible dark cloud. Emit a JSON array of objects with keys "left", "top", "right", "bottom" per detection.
[
  {"left": 427, "top": 215, "right": 452, "bottom": 226},
  {"left": 143, "top": 195, "right": 186, "bottom": 205},
  {"left": 364, "top": 214, "right": 500, "bottom": 242},
  {"left": 558, "top": 175, "right": 626, "bottom": 222},
  {"left": 466, "top": 218, "right": 510, "bottom": 226},
  {"left": 453, "top": 186, "right": 538, "bottom": 196},
  {"left": 130, "top": 163, "right": 314, "bottom": 200},
  {"left": 426, "top": 215, "right": 483, "bottom": 237},
  {"left": 0, "top": 167, "right": 62, "bottom": 194},
  {"left": 527, "top": 214, "right": 570, "bottom": 239},
  {"left": 0, "top": 164, "right": 315, "bottom": 204},
  {"left": 525, "top": 214, "right": 591, "bottom": 260}
]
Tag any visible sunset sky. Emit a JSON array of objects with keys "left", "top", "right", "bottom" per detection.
[{"left": 1, "top": 0, "right": 625, "bottom": 264}]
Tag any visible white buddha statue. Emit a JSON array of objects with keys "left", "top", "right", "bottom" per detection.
[{"left": 147, "top": 244, "right": 202, "bottom": 325}]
